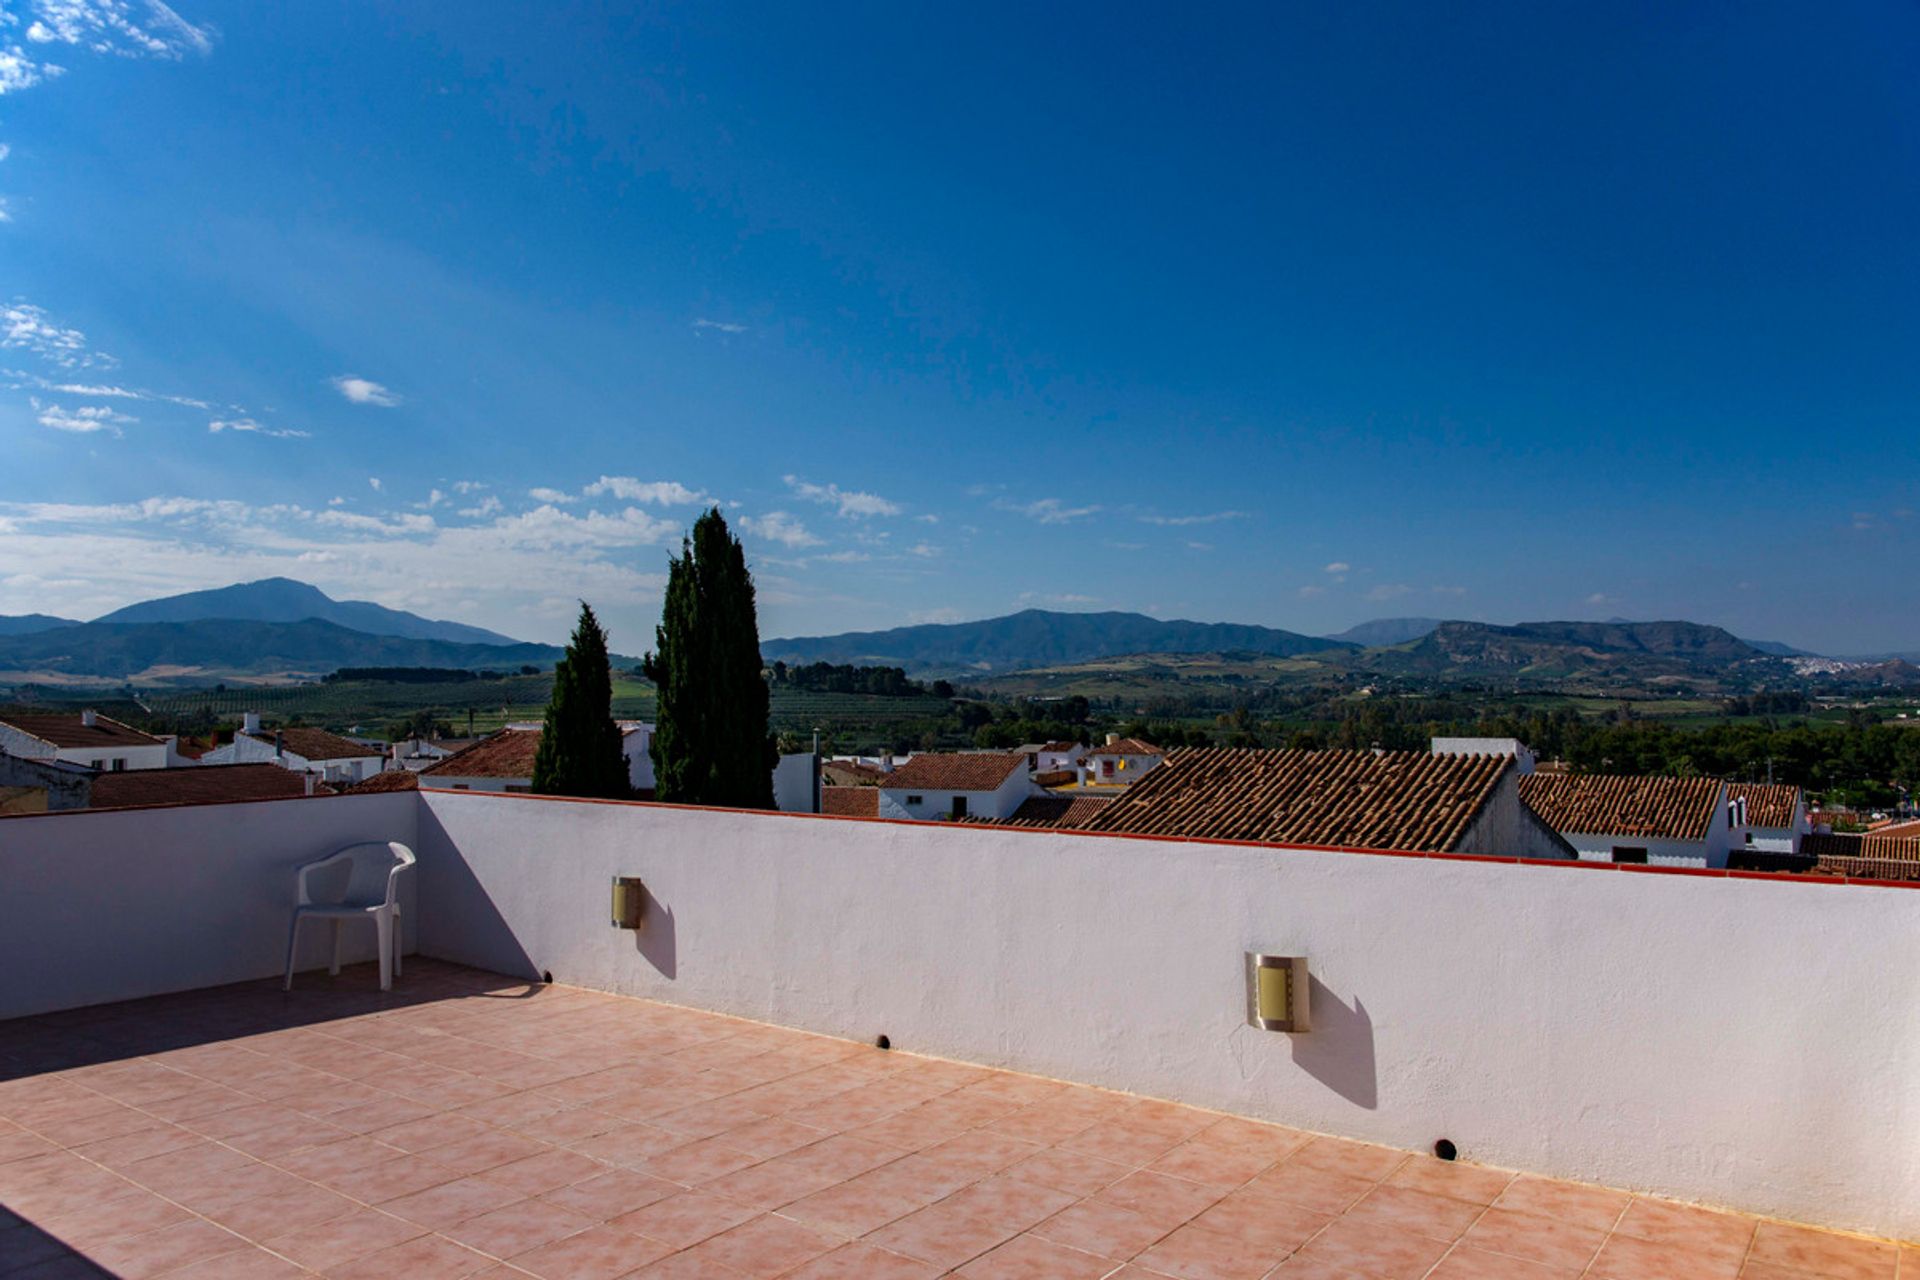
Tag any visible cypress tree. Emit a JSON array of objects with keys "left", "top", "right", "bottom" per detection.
[
  {"left": 530, "top": 602, "right": 631, "bottom": 798},
  {"left": 644, "top": 507, "right": 776, "bottom": 807}
]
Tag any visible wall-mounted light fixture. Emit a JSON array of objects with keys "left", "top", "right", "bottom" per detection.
[
  {"left": 611, "top": 876, "right": 646, "bottom": 929},
  {"left": 1248, "top": 953, "right": 1310, "bottom": 1032}
]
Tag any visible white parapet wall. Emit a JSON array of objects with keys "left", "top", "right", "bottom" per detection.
[
  {"left": 0, "top": 792, "right": 420, "bottom": 1020},
  {"left": 414, "top": 790, "right": 1920, "bottom": 1241}
]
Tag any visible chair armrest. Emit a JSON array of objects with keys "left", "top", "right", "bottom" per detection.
[{"left": 293, "top": 849, "right": 353, "bottom": 906}]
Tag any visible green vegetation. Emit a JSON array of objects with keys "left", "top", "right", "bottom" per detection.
[
  {"left": 531, "top": 603, "right": 630, "bottom": 799},
  {"left": 768, "top": 661, "right": 932, "bottom": 697},
  {"left": 646, "top": 509, "right": 775, "bottom": 808}
]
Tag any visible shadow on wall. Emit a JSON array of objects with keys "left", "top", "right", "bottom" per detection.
[
  {"left": 635, "top": 882, "right": 676, "bottom": 980},
  {"left": 412, "top": 802, "right": 541, "bottom": 983},
  {"left": 1292, "top": 975, "right": 1378, "bottom": 1110}
]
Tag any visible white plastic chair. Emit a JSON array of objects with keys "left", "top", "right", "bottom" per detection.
[{"left": 283, "top": 841, "right": 415, "bottom": 992}]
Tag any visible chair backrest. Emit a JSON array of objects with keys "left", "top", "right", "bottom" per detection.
[{"left": 300, "top": 841, "right": 415, "bottom": 907}]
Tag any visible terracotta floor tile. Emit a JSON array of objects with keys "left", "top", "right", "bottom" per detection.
[
  {"left": 1060, "top": 1122, "right": 1185, "bottom": 1167},
  {"left": 1615, "top": 1196, "right": 1759, "bottom": 1258},
  {"left": 418, "top": 1130, "right": 550, "bottom": 1177},
  {"left": 324, "top": 1231, "right": 496, "bottom": 1280},
  {"left": 1186, "top": 1187, "right": 1330, "bottom": 1254},
  {"left": 1285, "top": 1215, "right": 1451, "bottom": 1280},
  {"left": 1342, "top": 1183, "right": 1486, "bottom": 1242},
  {"left": 1146, "top": 1138, "right": 1279, "bottom": 1190},
  {"left": 1188, "top": 1117, "right": 1310, "bottom": 1162},
  {"left": 955, "top": 1231, "right": 1118, "bottom": 1279},
  {"left": 1031, "top": 1197, "right": 1171, "bottom": 1260},
  {"left": 1492, "top": 1174, "right": 1631, "bottom": 1233},
  {"left": 89, "top": 1217, "right": 250, "bottom": 1280},
  {"left": 611, "top": 1188, "right": 760, "bottom": 1248},
  {"left": 540, "top": 1167, "right": 684, "bottom": 1219},
  {"left": 1135, "top": 1219, "right": 1296, "bottom": 1280},
  {"left": 1747, "top": 1221, "right": 1900, "bottom": 1280},
  {"left": 1459, "top": 1205, "right": 1609, "bottom": 1272},
  {"left": 865, "top": 1198, "right": 1027, "bottom": 1270},
  {"left": 443, "top": 1196, "right": 596, "bottom": 1258},
  {"left": 1385, "top": 1155, "right": 1515, "bottom": 1205},
  {"left": 508, "top": 1221, "right": 676, "bottom": 1279},
  {"left": 205, "top": 1182, "right": 361, "bottom": 1241},
  {"left": 1287, "top": 1136, "right": 1407, "bottom": 1182},
  {"left": 982, "top": 1103, "right": 1099, "bottom": 1147},
  {"left": 623, "top": 1250, "right": 750, "bottom": 1278},
  {"left": 781, "top": 1242, "right": 941, "bottom": 1278},
  {"left": 1243, "top": 1159, "right": 1375, "bottom": 1215},
  {"left": 1588, "top": 1230, "right": 1746, "bottom": 1280},
  {"left": 639, "top": 1133, "right": 767, "bottom": 1185},
  {"left": 261, "top": 1207, "right": 427, "bottom": 1271},
  {"left": 700, "top": 1154, "right": 843, "bottom": 1210},
  {"left": 325, "top": 1153, "right": 463, "bottom": 1203},
  {"left": 381, "top": 1173, "right": 526, "bottom": 1230},
  {"left": 677, "top": 1211, "right": 841, "bottom": 1278},
  {"left": 778, "top": 1170, "right": 930, "bottom": 1238},
  {"left": 1427, "top": 1244, "right": 1584, "bottom": 1279},
  {"left": 271, "top": 1136, "right": 405, "bottom": 1183},
  {"left": 1006, "top": 1146, "right": 1133, "bottom": 1197},
  {"left": 477, "top": 1146, "right": 607, "bottom": 1197},
  {"left": 169, "top": 1245, "right": 313, "bottom": 1279},
  {"left": 1093, "top": 1169, "right": 1226, "bottom": 1232},
  {"left": 568, "top": 1121, "right": 684, "bottom": 1167},
  {"left": 371, "top": 1113, "right": 493, "bottom": 1154},
  {"left": 713, "top": 1116, "right": 834, "bottom": 1160}
]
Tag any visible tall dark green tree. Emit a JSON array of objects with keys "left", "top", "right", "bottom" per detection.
[
  {"left": 644, "top": 508, "right": 776, "bottom": 807},
  {"left": 530, "top": 602, "right": 631, "bottom": 798}
]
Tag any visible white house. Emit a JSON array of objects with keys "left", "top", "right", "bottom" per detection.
[
  {"left": 0, "top": 711, "right": 169, "bottom": 772},
  {"left": 1519, "top": 772, "right": 1743, "bottom": 867},
  {"left": 1024, "top": 740, "right": 1089, "bottom": 773},
  {"left": 877, "top": 752, "right": 1033, "bottom": 822},
  {"left": 421, "top": 722, "right": 656, "bottom": 794},
  {"left": 198, "top": 713, "right": 388, "bottom": 784},
  {"left": 1727, "top": 783, "right": 1807, "bottom": 854},
  {"left": 1084, "top": 735, "right": 1163, "bottom": 785}
]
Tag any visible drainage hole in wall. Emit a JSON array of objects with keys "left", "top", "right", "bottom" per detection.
[
  {"left": 1433, "top": 1138, "right": 1458, "bottom": 1162},
  {"left": 875, "top": 1034, "right": 891, "bottom": 1050},
  {"left": 541, "top": 971, "right": 554, "bottom": 985}
]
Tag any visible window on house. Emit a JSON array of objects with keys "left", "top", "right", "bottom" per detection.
[
  {"left": 951, "top": 795, "right": 969, "bottom": 819},
  {"left": 1612, "top": 846, "right": 1649, "bottom": 864},
  {"left": 1745, "top": 831, "right": 1754, "bottom": 845},
  {"left": 111, "top": 758, "right": 127, "bottom": 771},
  {"left": 90, "top": 759, "right": 104, "bottom": 770},
  {"left": 906, "top": 794, "right": 923, "bottom": 805}
]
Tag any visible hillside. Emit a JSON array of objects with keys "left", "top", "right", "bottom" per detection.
[
  {"left": 0, "top": 614, "right": 81, "bottom": 637},
  {"left": 0, "top": 618, "right": 572, "bottom": 681},
  {"left": 1365, "top": 620, "right": 1772, "bottom": 685},
  {"left": 763, "top": 609, "right": 1353, "bottom": 674},
  {"left": 95, "top": 577, "right": 522, "bottom": 646},
  {"left": 1321, "top": 617, "right": 1445, "bottom": 647}
]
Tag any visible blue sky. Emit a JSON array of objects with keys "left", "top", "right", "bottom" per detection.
[{"left": 2, "top": 2, "right": 1916, "bottom": 654}]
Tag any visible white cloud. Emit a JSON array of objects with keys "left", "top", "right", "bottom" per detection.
[
  {"left": 458, "top": 495, "right": 504, "bottom": 518},
  {"left": 1138, "top": 510, "right": 1249, "bottom": 527},
  {"left": 19, "top": 1, "right": 215, "bottom": 59},
  {"left": 0, "top": 143, "right": 10, "bottom": 161},
  {"left": 1323, "top": 562, "right": 1350, "bottom": 574},
  {"left": 37, "top": 401, "right": 132, "bottom": 435},
  {"left": 582, "top": 476, "right": 707, "bottom": 505},
  {"left": 2, "top": 302, "right": 113, "bottom": 368},
  {"left": 739, "top": 511, "right": 822, "bottom": 548},
  {"left": 208, "top": 417, "right": 309, "bottom": 440},
  {"left": 1185, "top": 541, "right": 1212, "bottom": 551},
  {"left": 528, "top": 487, "right": 575, "bottom": 505},
  {"left": 692, "top": 318, "right": 746, "bottom": 334},
  {"left": 367, "top": 477, "right": 382, "bottom": 492},
  {"left": 450, "top": 479, "right": 486, "bottom": 494},
  {"left": 1018, "top": 591, "right": 1098, "bottom": 606},
  {"left": 908, "top": 542, "right": 940, "bottom": 558},
  {"left": 1366, "top": 583, "right": 1414, "bottom": 602},
  {"left": 783, "top": 475, "right": 902, "bottom": 519},
  {"left": 330, "top": 375, "right": 401, "bottom": 407},
  {"left": 1297, "top": 585, "right": 1326, "bottom": 598},
  {"left": 1586, "top": 592, "right": 1616, "bottom": 606},
  {"left": 3, "top": 368, "right": 212, "bottom": 408},
  {"left": 915, "top": 514, "right": 939, "bottom": 524},
  {"left": 997, "top": 496, "right": 1100, "bottom": 525}
]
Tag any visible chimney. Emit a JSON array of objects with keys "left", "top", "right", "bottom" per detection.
[
  {"left": 304, "top": 773, "right": 316, "bottom": 796},
  {"left": 242, "top": 711, "right": 262, "bottom": 735},
  {"left": 80, "top": 708, "right": 97, "bottom": 728},
  {"left": 1106, "top": 733, "right": 1119, "bottom": 746},
  {"left": 274, "top": 730, "right": 285, "bottom": 757}
]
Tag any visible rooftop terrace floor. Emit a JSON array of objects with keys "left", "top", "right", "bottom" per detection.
[{"left": 1, "top": 961, "right": 1911, "bottom": 1280}]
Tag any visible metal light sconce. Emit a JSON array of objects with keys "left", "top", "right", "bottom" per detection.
[
  {"left": 1248, "top": 953, "right": 1311, "bottom": 1032},
  {"left": 611, "top": 876, "right": 646, "bottom": 929}
]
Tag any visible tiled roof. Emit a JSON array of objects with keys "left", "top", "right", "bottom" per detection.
[
  {"left": 1038, "top": 740, "right": 1085, "bottom": 754},
  {"left": 88, "top": 763, "right": 324, "bottom": 810},
  {"left": 1801, "top": 831, "right": 1920, "bottom": 860},
  {"left": 1089, "top": 737, "right": 1160, "bottom": 756},
  {"left": 822, "top": 787, "right": 881, "bottom": 818},
  {"left": 342, "top": 768, "right": 420, "bottom": 794},
  {"left": 1733, "top": 836, "right": 1920, "bottom": 882},
  {"left": 1518, "top": 772, "right": 1722, "bottom": 841},
  {"left": 1727, "top": 783, "right": 1800, "bottom": 829},
  {"left": 987, "top": 795, "right": 1113, "bottom": 829},
  {"left": 0, "top": 713, "right": 162, "bottom": 750},
  {"left": 1869, "top": 817, "right": 1920, "bottom": 839},
  {"left": 879, "top": 752, "right": 1026, "bottom": 792},
  {"left": 822, "top": 760, "right": 885, "bottom": 786},
  {"left": 422, "top": 728, "right": 541, "bottom": 779},
  {"left": 240, "top": 727, "right": 382, "bottom": 762},
  {"left": 1079, "top": 747, "right": 1513, "bottom": 853}
]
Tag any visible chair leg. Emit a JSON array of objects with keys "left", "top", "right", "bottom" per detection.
[
  {"left": 329, "top": 919, "right": 342, "bottom": 976},
  {"left": 392, "top": 907, "right": 403, "bottom": 980},
  {"left": 374, "top": 912, "right": 393, "bottom": 992},
  {"left": 283, "top": 913, "right": 302, "bottom": 992}
]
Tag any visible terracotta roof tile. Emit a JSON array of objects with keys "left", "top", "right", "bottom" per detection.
[
  {"left": 88, "top": 764, "right": 325, "bottom": 809},
  {"left": 422, "top": 728, "right": 541, "bottom": 779},
  {"left": 240, "top": 727, "right": 381, "bottom": 762},
  {"left": 1726, "top": 783, "right": 1801, "bottom": 829},
  {"left": 343, "top": 769, "right": 420, "bottom": 794},
  {"left": 822, "top": 787, "right": 881, "bottom": 818},
  {"left": 1800, "top": 831, "right": 1920, "bottom": 861},
  {"left": 1088, "top": 738, "right": 1160, "bottom": 757},
  {"left": 1079, "top": 747, "right": 1512, "bottom": 853},
  {"left": 1518, "top": 772, "right": 1722, "bottom": 841},
  {"left": 0, "top": 713, "right": 162, "bottom": 750},
  {"left": 984, "top": 795, "right": 1113, "bottom": 829},
  {"left": 879, "top": 752, "right": 1026, "bottom": 792},
  {"left": 822, "top": 761, "right": 885, "bottom": 786}
]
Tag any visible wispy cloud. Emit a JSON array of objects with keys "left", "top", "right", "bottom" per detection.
[
  {"left": 20, "top": 0, "right": 216, "bottom": 59},
  {"left": 996, "top": 496, "right": 1100, "bottom": 525},
  {"left": 1297, "top": 585, "right": 1326, "bottom": 598},
  {"left": 692, "top": 318, "right": 746, "bottom": 334},
  {"left": 2, "top": 302, "right": 113, "bottom": 369},
  {"left": 1323, "top": 562, "right": 1350, "bottom": 574},
  {"left": 528, "top": 487, "right": 576, "bottom": 505},
  {"left": 1138, "top": 510, "right": 1249, "bottom": 527},
  {"left": 783, "top": 475, "right": 902, "bottom": 519},
  {"left": 330, "top": 375, "right": 402, "bottom": 407},
  {"left": 37, "top": 401, "right": 132, "bottom": 436},
  {"left": 582, "top": 476, "right": 708, "bottom": 505},
  {"left": 740, "top": 511, "right": 822, "bottom": 548},
  {"left": 208, "top": 417, "right": 309, "bottom": 440},
  {"left": 458, "top": 495, "right": 504, "bottom": 518},
  {"left": 367, "top": 477, "right": 383, "bottom": 492},
  {"left": 908, "top": 542, "right": 940, "bottom": 558}
]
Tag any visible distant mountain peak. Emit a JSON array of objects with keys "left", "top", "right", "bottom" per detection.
[{"left": 93, "top": 578, "right": 523, "bottom": 647}]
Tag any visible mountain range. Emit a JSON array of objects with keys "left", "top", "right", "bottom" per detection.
[{"left": 95, "top": 578, "right": 521, "bottom": 646}]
